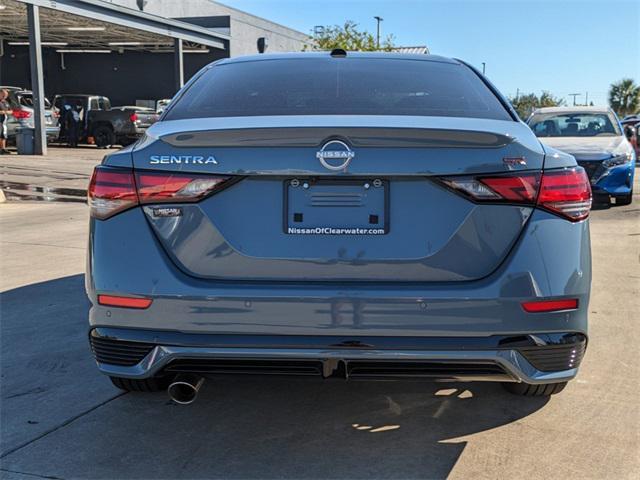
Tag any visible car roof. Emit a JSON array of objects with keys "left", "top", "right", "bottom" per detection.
[
  {"left": 55, "top": 94, "right": 101, "bottom": 98},
  {"left": 217, "top": 51, "right": 460, "bottom": 66},
  {"left": 532, "top": 106, "right": 613, "bottom": 115}
]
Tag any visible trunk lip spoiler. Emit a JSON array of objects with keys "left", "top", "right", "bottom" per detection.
[
  {"left": 158, "top": 126, "right": 517, "bottom": 149},
  {"left": 137, "top": 115, "right": 542, "bottom": 153}
]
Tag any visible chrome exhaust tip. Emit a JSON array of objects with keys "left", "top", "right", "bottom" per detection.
[{"left": 167, "top": 374, "right": 205, "bottom": 405}]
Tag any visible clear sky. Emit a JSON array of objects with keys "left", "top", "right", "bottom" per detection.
[{"left": 219, "top": 0, "right": 639, "bottom": 106}]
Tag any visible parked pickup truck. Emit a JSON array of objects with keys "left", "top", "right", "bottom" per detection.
[
  {"left": 52, "top": 94, "right": 157, "bottom": 147},
  {"left": 110, "top": 105, "right": 159, "bottom": 131}
]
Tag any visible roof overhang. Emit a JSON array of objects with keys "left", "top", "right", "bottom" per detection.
[{"left": 3, "top": 0, "right": 229, "bottom": 51}]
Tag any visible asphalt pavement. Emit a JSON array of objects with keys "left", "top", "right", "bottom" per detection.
[{"left": 0, "top": 152, "right": 638, "bottom": 479}]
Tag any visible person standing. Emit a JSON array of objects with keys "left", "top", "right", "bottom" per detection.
[
  {"left": 66, "top": 101, "right": 83, "bottom": 148},
  {"left": 0, "top": 89, "right": 12, "bottom": 154}
]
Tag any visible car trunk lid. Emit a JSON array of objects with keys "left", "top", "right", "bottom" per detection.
[{"left": 131, "top": 116, "right": 543, "bottom": 282}]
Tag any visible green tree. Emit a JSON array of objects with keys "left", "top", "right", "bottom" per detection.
[
  {"left": 508, "top": 91, "right": 565, "bottom": 119},
  {"left": 609, "top": 78, "right": 640, "bottom": 117},
  {"left": 306, "top": 21, "right": 395, "bottom": 52}
]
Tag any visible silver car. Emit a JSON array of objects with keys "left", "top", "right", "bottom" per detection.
[
  {"left": 1, "top": 86, "right": 60, "bottom": 143},
  {"left": 86, "top": 52, "right": 592, "bottom": 403}
]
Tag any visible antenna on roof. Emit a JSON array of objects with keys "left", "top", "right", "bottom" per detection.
[{"left": 330, "top": 48, "right": 347, "bottom": 58}]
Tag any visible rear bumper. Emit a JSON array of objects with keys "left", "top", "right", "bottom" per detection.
[
  {"left": 118, "top": 126, "right": 146, "bottom": 139},
  {"left": 87, "top": 208, "right": 591, "bottom": 337},
  {"left": 90, "top": 327, "right": 587, "bottom": 384},
  {"left": 6, "top": 124, "right": 59, "bottom": 141}
]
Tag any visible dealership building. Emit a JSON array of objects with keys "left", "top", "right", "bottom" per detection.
[
  {"left": 1, "top": 0, "right": 311, "bottom": 104},
  {"left": 0, "top": 0, "right": 312, "bottom": 152}
]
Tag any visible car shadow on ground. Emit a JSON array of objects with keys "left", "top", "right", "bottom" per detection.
[{"left": 1, "top": 275, "right": 550, "bottom": 479}]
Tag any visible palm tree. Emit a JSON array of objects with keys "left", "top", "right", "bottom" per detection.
[{"left": 609, "top": 79, "right": 640, "bottom": 117}]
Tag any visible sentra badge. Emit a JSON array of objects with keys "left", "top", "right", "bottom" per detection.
[{"left": 150, "top": 155, "right": 218, "bottom": 165}]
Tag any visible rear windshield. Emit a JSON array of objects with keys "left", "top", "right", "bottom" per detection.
[
  {"left": 528, "top": 112, "right": 621, "bottom": 137},
  {"left": 18, "top": 93, "right": 52, "bottom": 109},
  {"left": 165, "top": 58, "right": 511, "bottom": 121}
]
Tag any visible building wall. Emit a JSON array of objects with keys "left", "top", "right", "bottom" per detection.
[
  {"left": 0, "top": 0, "right": 311, "bottom": 105},
  {"left": 108, "top": 0, "right": 312, "bottom": 56},
  {"left": 0, "top": 45, "right": 225, "bottom": 106}
]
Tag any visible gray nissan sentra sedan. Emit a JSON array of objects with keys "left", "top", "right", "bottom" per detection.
[{"left": 86, "top": 51, "right": 592, "bottom": 403}]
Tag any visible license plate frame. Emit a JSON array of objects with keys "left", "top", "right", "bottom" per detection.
[{"left": 283, "top": 178, "right": 389, "bottom": 235}]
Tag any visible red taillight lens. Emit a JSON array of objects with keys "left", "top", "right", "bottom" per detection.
[
  {"left": 441, "top": 172, "right": 540, "bottom": 204},
  {"left": 12, "top": 108, "right": 32, "bottom": 119},
  {"left": 440, "top": 167, "right": 591, "bottom": 222},
  {"left": 88, "top": 167, "right": 138, "bottom": 220},
  {"left": 478, "top": 174, "right": 540, "bottom": 202},
  {"left": 135, "top": 171, "right": 230, "bottom": 204},
  {"left": 522, "top": 298, "right": 579, "bottom": 313},
  {"left": 129, "top": 112, "right": 138, "bottom": 122},
  {"left": 537, "top": 167, "right": 591, "bottom": 221},
  {"left": 98, "top": 294, "right": 152, "bottom": 309},
  {"left": 88, "top": 167, "right": 233, "bottom": 219}
]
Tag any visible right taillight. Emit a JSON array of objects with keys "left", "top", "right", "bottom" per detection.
[
  {"left": 536, "top": 167, "right": 592, "bottom": 221},
  {"left": 88, "top": 167, "right": 234, "bottom": 220},
  {"left": 439, "top": 166, "right": 591, "bottom": 222}
]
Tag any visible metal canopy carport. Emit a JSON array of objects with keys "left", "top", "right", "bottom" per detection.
[{"left": 1, "top": 0, "right": 230, "bottom": 154}]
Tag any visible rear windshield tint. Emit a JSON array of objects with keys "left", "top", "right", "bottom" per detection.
[{"left": 165, "top": 58, "right": 512, "bottom": 121}]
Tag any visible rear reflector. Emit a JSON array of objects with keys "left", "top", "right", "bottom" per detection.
[
  {"left": 521, "top": 299, "right": 578, "bottom": 313},
  {"left": 439, "top": 167, "right": 591, "bottom": 222},
  {"left": 88, "top": 166, "right": 233, "bottom": 219},
  {"left": 97, "top": 295, "right": 152, "bottom": 309}
]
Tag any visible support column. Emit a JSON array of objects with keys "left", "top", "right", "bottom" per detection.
[
  {"left": 174, "top": 38, "right": 184, "bottom": 92},
  {"left": 27, "top": 4, "right": 46, "bottom": 155}
]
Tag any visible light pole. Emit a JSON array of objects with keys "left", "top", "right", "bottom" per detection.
[
  {"left": 374, "top": 16, "right": 383, "bottom": 50},
  {"left": 569, "top": 93, "right": 581, "bottom": 106}
]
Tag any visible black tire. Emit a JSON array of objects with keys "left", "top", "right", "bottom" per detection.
[
  {"left": 109, "top": 376, "right": 171, "bottom": 392},
  {"left": 93, "top": 125, "right": 115, "bottom": 148},
  {"left": 616, "top": 190, "right": 633, "bottom": 206},
  {"left": 502, "top": 381, "right": 567, "bottom": 396}
]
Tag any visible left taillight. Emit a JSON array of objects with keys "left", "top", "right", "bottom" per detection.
[
  {"left": 135, "top": 171, "right": 230, "bottom": 204},
  {"left": 12, "top": 108, "right": 32, "bottom": 119},
  {"left": 88, "top": 167, "right": 233, "bottom": 220},
  {"left": 129, "top": 112, "right": 138, "bottom": 122},
  {"left": 88, "top": 167, "right": 138, "bottom": 220}
]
